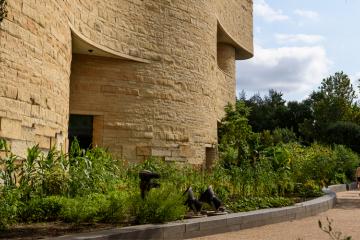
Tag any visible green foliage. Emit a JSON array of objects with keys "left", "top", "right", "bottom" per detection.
[
  {"left": 244, "top": 90, "right": 288, "bottom": 132},
  {"left": 18, "top": 196, "right": 62, "bottom": 223},
  {"left": 332, "top": 145, "right": 360, "bottom": 182},
  {"left": 0, "top": 189, "right": 21, "bottom": 230},
  {"left": 59, "top": 194, "right": 110, "bottom": 223},
  {"left": 133, "top": 184, "right": 187, "bottom": 224},
  {"left": 68, "top": 139, "right": 120, "bottom": 196},
  {"left": 218, "top": 101, "right": 253, "bottom": 165},
  {"left": 325, "top": 121, "right": 360, "bottom": 153},
  {"left": 0, "top": 140, "right": 18, "bottom": 189},
  {"left": 294, "top": 180, "right": 323, "bottom": 198},
  {"left": 1, "top": 133, "right": 359, "bottom": 231},
  {"left": 102, "top": 191, "right": 131, "bottom": 223},
  {"left": 301, "top": 72, "right": 356, "bottom": 142},
  {"left": 272, "top": 128, "right": 298, "bottom": 144},
  {"left": 228, "top": 196, "right": 293, "bottom": 212}
]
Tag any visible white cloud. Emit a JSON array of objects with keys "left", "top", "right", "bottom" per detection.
[
  {"left": 254, "top": 0, "right": 289, "bottom": 22},
  {"left": 275, "top": 34, "right": 325, "bottom": 45},
  {"left": 236, "top": 44, "right": 332, "bottom": 101},
  {"left": 294, "top": 9, "right": 319, "bottom": 19}
]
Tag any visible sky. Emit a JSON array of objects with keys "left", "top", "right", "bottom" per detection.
[{"left": 236, "top": 0, "right": 360, "bottom": 101}]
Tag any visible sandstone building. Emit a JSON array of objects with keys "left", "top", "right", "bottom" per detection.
[{"left": 0, "top": 0, "right": 253, "bottom": 166}]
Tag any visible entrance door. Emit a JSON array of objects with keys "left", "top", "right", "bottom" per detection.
[{"left": 68, "top": 114, "right": 93, "bottom": 150}]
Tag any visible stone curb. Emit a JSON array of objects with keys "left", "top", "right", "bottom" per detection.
[{"left": 53, "top": 185, "right": 344, "bottom": 240}]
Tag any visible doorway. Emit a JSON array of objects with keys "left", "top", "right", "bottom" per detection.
[{"left": 68, "top": 114, "right": 93, "bottom": 150}]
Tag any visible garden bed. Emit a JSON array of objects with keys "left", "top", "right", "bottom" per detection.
[{"left": 0, "top": 137, "right": 357, "bottom": 238}]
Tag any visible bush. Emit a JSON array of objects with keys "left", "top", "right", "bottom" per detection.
[
  {"left": 102, "top": 191, "right": 131, "bottom": 223},
  {"left": 0, "top": 189, "right": 21, "bottom": 230},
  {"left": 332, "top": 145, "right": 360, "bottom": 183},
  {"left": 68, "top": 141, "right": 120, "bottom": 196},
  {"left": 294, "top": 180, "right": 323, "bottom": 198},
  {"left": 59, "top": 193, "right": 110, "bottom": 223},
  {"left": 18, "top": 196, "right": 62, "bottom": 223},
  {"left": 228, "top": 196, "right": 293, "bottom": 212},
  {"left": 272, "top": 128, "right": 298, "bottom": 144},
  {"left": 133, "top": 184, "right": 187, "bottom": 224}
]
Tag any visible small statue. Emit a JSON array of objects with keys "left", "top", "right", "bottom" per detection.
[
  {"left": 199, "top": 185, "right": 223, "bottom": 211},
  {"left": 183, "top": 186, "right": 202, "bottom": 213},
  {"left": 139, "top": 170, "right": 160, "bottom": 199}
]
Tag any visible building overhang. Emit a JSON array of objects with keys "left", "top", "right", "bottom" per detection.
[
  {"left": 217, "top": 21, "right": 253, "bottom": 60},
  {"left": 69, "top": 23, "right": 150, "bottom": 63}
]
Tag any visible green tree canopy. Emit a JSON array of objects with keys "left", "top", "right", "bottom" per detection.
[{"left": 301, "top": 71, "right": 357, "bottom": 141}]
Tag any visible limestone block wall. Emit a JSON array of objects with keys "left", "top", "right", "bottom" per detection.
[
  {"left": 1, "top": 0, "right": 253, "bottom": 164},
  {"left": 0, "top": 0, "right": 72, "bottom": 156}
]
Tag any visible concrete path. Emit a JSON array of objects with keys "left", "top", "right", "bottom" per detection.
[{"left": 192, "top": 190, "right": 360, "bottom": 240}]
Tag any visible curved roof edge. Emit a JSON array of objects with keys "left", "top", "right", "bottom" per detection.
[
  {"left": 217, "top": 21, "right": 253, "bottom": 60},
  {"left": 69, "top": 23, "right": 150, "bottom": 63}
]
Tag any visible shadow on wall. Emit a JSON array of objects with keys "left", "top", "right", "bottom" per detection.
[{"left": 0, "top": 0, "right": 7, "bottom": 23}]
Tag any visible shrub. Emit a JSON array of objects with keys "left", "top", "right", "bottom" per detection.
[
  {"left": 228, "top": 196, "right": 293, "bottom": 212},
  {"left": 272, "top": 128, "right": 298, "bottom": 144},
  {"left": 0, "top": 189, "right": 21, "bottom": 230},
  {"left": 102, "top": 191, "right": 131, "bottom": 223},
  {"left": 68, "top": 140, "right": 120, "bottom": 196},
  {"left": 18, "top": 196, "right": 62, "bottom": 222},
  {"left": 133, "top": 184, "right": 187, "bottom": 224},
  {"left": 58, "top": 193, "right": 110, "bottom": 223},
  {"left": 294, "top": 180, "right": 323, "bottom": 198},
  {"left": 332, "top": 145, "right": 360, "bottom": 183}
]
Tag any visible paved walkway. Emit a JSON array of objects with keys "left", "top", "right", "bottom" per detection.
[{"left": 192, "top": 191, "right": 360, "bottom": 240}]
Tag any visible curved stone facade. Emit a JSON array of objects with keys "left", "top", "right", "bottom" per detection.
[{"left": 0, "top": 0, "right": 253, "bottom": 165}]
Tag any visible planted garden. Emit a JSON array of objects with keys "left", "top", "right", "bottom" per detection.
[
  {"left": 0, "top": 137, "right": 358, "bottom": 232},
  {"left": 1, "top": 72, "right": 360, "bottom": 235}
]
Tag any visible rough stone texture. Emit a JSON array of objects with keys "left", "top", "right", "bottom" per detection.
[{"left": 0, "top": 0, "right": 253, "bottom": 163}]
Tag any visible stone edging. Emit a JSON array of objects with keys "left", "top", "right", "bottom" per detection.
[{"left": 55, "top": 185, "right": 344, "bottom": 240}]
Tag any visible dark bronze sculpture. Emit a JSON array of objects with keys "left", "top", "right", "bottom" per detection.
[
  {"left": 199, "top": 185, "right": 223, "bottom": 211},
  {"left": 184, "top": 186, "right": 203, "bottom": 213},
  {"left": 139, "top": 170, "right": 160, "bottom": 199}
]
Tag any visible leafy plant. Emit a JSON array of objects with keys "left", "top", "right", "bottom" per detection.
[
  {"left": 0, "top": 140, "right": 19, "bottom": 189},
  {"left": 0, "top": 189, "right": 20, "bottom": 230},
  {"left": 17, "top": 196, "right": 62, "bottom": 223},
  {"left": 133, "top": 184, "right": 187, "bottom": 224},
  {"left": 228, "top": 196, "right": 293, "bottom": 212}
]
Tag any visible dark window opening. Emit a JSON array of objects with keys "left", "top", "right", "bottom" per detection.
[{"left": 68, "top": 114, "right": 93, "bottom": 150}]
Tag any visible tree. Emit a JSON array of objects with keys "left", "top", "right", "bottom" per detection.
[
  {"left": 284, "top": 100, "right": 312, "bottom": 136},
  {"left": 245, "top": 89, "right": 288, "bottom": 132},
  {"left": 300, "top": 72, "right": 357, "bottom": 142},
  {"left": 218, "top": 101, "right": 254, "bottom": 166}
]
